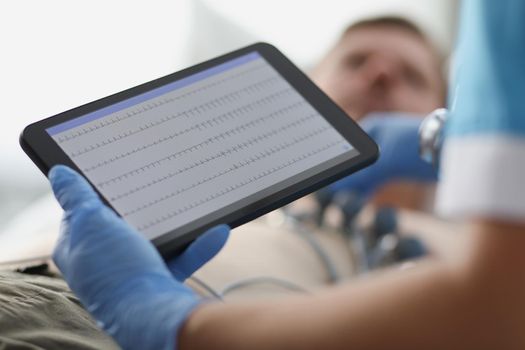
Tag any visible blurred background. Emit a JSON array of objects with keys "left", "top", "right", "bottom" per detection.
[{"left": 0, "top": 0, "right": 459, "bottom": 267}]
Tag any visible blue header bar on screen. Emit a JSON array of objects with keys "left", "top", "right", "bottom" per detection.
[{"left": 46, "top": 52, "right": 262, "bottom": 135}]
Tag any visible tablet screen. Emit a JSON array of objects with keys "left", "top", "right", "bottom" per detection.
[{"left": 46, "top": 52, "right": 359, "bottom": 240}]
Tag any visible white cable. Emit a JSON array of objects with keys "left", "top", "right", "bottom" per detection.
[{"left": 220, "top": 276, "right": 308, "bottom": 297}]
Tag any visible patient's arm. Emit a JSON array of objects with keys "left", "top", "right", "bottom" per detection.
[{"left": 180, "top": 221, "right": 525, "bottom": 350}]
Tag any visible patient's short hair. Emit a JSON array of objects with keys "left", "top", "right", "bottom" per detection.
[
  {"left": 344, "top": 16, "right": 426, "bottom": 39},
  {"left": 342, "top": 16, "right": 444, "bottom": 65}
]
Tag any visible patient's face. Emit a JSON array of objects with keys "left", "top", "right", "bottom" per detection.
[{"left": 312, "top": 25, "right": 444, "bottom": 120}]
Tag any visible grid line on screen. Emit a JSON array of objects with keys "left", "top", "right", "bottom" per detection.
[
  {"left": 82, "top": 100, "right": 306, "bottom": 172},
  {"left": 70, "top": 86, "right": 292, "bottom": 158},
  {"left": 111, "top": 121, "right": 328, "bottom": 203},
  {"left": 56, "top": 64, "right": 271, "bottom": 143},
  {"left": 137, "top": 138, "right": 345, "bottom": 231},
  {"left": 95, "top": 104, "right": 313, "bottom": 187}
]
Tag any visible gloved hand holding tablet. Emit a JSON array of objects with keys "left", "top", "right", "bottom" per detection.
[{"left": 49, "top": 164, "right": 229, "bottom": 350}]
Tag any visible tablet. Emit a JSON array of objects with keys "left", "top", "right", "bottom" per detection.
[{"left": 21, "top": 43, "right": 378, "bottom": 258}]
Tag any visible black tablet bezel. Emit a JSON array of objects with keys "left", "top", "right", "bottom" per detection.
[{"left": 20, "top": 42, "right": 378, "bottom": 259}]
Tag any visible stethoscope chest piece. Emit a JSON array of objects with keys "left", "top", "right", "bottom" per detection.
[{"left": 419, "top": 108, "right": 448, "bottom": 169}]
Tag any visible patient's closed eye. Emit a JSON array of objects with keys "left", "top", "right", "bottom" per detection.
[
  {"left": 346, "top": 53, "right": 367, "bottom": 70},
  {"left": 403, "top": 65, "right": 427, "bottom": 90}
]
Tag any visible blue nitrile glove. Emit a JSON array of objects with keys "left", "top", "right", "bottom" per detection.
[
  {"left": 329, "top": 112, "right": 437, "bottom": 197},
  {"left": 49, "top": 165, "right": 229, "bottom": 350},
  {"left": 437, "top": 0, "right": 525, "bottom": 220}
]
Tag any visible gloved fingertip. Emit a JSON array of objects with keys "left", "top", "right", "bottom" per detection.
[
  {"left": 48, "top": 165, "right": 101, "bottom": 211},
  {"left": 207, "top": 224, "right": 231, "bottom": 237},
  {"left": 193, "top": 224, "right": 230, "bottom": 254},
  {"left": 167, "top": 224, "right": 230, "bottom": 281},
  {"left": 48, "top": 164, "right": 74, "bottom": 182}
]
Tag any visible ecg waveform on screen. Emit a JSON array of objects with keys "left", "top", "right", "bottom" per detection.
[
  {"left": 136, "top": 139, "right": 344, "bottom": 231},
  {"left": 51, "top": 58, "right": 353, "bottom": 239},
  {"left": 55, "top": 63, "right": 270, "bottom": 143},
  {"left": 81, "top": 100, "right": 306, "bottom": 173},
  {"left": 109, "top": 124, "right": 333, "bottom": 202}
]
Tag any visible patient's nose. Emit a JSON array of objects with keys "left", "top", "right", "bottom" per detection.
[{"left": 363, "top": 56, "right": 399, "bottom": 92}]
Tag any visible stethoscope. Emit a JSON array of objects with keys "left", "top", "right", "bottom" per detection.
[{"left": 418, "top": 108, "right": 448, "bottom": 169}]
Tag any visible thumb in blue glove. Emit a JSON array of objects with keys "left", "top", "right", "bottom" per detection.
[
  {"left": 329, "top": 112, "right": 437, "bottom": 197},
  {"left": 49, "top": 165, "right": 229, "bottom": 350}
]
